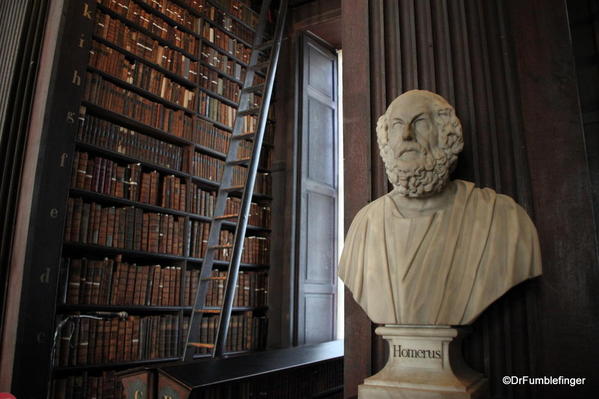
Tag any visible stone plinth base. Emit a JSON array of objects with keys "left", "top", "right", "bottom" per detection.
[{"left": 359, "top": 326, "right": 488, "bottom": 399}]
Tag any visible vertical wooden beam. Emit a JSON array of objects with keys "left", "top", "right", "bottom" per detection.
[
  {"left": 342, "top": 0, "right": 372, "bottom": 397},
  {"left": 507, "top": 0, "right": 599, "bottom": 396}
]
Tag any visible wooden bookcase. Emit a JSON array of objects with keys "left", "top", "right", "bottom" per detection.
[{"left": 34, "top": 0, "right": 276, "bottom": 396}]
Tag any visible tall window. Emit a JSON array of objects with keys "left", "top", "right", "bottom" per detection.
[{"left": 295, "top": 32, "right": 340, "bottom": 345}]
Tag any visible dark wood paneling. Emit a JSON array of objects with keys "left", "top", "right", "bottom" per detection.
[
  {"left": 0, "top": 0, "right": 49, "bottom": 390},
  {"left": 9, "top": 1, "right": 96, "bottom": 397},
  {"left": 507, "top": 0, "right": 599, "bottom": 397},
  {"left": 341, "top": 1, "right": 372, "bottom": 397},
  {"left": 341, "top": 0, "right": 587, "bottom": 398}
]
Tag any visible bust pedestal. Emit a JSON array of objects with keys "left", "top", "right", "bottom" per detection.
[{"left": 359, "top": 325, "right": 488, "bottom": 399}]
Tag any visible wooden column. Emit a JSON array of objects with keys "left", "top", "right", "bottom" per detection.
[{"left": 341, "top": 0, "right": 373, "bottom": 398}]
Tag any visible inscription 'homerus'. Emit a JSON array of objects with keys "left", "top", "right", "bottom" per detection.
[{"left": 393, "top": 345, "right": 442, "bottom": 359}]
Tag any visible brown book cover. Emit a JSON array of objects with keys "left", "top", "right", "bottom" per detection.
[
  {"left": 190, "top": 269, "right": 199, "bottom": 307},
  {"left": 106, "top": 206, "right": 116, "bottom": 247},
  {"left": 174, "top": 267, "right": 181, "bottom": 306},
  {"left": 163, "top": 267, "right": 171, "bottom": 307},
  {"left": 80, "top": 202, "right": 91, "bottom": 244},
  {"left": 158, "top": 214, "right": 167, "bottom": 253},
  {"left": 140, "top": 172, "right": 151, "bottom": 204},
  {"left": 77, "top": 318, "right": 90, "bottom": 365},
  {"left": 64, "top": 198, "right": 74, "bottom": 242},
  {"left": 75, "top": 152, "right": 88, "bottom": 189},
  {"left": 141, "top": 213, "right": 150, "bottom": 252},
  {"left": 149, "top": 213, "right": 159, "bottom": 253},
  {"left": 133, "top": 207, "right": 143, "bottom": 251},
  {"left": 98, "top": 207, "right": 109, "bottom": 246},
  {"left": 67, "top": 258, "right": 81, "bottom": 304},
  {"left": 115, "top": 319, "right": 126, "bottom": 363},
  {"left": 68, "top": 319, "right": 80, "bottom": 366},
  {"left": 150, "top": 265, "right": 161, "bottom": 306},
  {"left": 132, "top": 265, "right": 144, "bottom": 306},
  {"left": 183, "top": 270, "right": 190, "bottom": 307},
  {"left": 125, "top": 263, "right": 137, "bottom": 304},
  {"left": 123, "top": 317, "right": 133, "bottom": 362},
  {"left": 90, "top": 260, "right": 102, "bottom": 304}
]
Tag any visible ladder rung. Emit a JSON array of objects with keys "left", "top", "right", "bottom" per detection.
[
  {"left": 237, "top": 107, "right": 261, "bottom": 116},
  {"left": 227, "top": 158, "right": 250, "bottom": 166},
  {"left": 232, "top": 132, "right": 255, "bottom": 140},
  {"left": 195, "top": 309, "right": 222, "bottom": 313},
  {"left": 241, "top": 84, "right": 265, "bottom": 94},
  {"left": 251, "top": 61, "right": 269, "bottom": 71},
  {"left": 208, "top": 244, "right": 233, "bottom": 250},
  {"left": 256, "top": 40, "right": 274, "bottom": 51},
  {"left": 215, "top": 213, "right": 239, "bottom": 220},
  {"left": 202, "top": 276, "right": 228, "bottom": 281},
  {"left": 221, "top": 185, "right": 244, "bottom": 192},
  {"left": 187, "top": 342, "right": 215, "bottom": 348}
]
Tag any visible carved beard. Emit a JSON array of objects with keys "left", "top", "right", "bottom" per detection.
[{"left": 381, "top": 144, "right": 452, "bottom": 197}]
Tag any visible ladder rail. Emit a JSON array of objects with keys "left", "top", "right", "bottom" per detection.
[
  {"left": 183, "top": 0, "right": 287, "bottom": 361},
  {"left": 213, "top": 0, "right": 288, "bottom": 357}
]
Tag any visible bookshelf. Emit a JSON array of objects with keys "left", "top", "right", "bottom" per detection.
[{"left": 50, "top": 0, "right": 275, "bottom": 396}]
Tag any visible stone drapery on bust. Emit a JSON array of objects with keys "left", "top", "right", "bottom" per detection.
[{"left": 338, "top": 90, "right": 542, "bottom": 325}]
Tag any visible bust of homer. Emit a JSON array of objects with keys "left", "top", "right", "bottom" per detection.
[{"left": 339, "top": 90, "right": 542, "bottom": 325}]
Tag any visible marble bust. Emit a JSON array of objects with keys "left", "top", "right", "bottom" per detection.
[{"left": 338, "top": 90, "right": 542, "bottom": 325}]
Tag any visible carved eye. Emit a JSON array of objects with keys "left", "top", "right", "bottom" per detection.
[{"left": 413, "top": 117, "right": 429, "bottom": 129}]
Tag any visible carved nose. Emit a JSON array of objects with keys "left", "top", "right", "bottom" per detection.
[{"left": 402, "top": 125, "right": 414, "bottom": 141}]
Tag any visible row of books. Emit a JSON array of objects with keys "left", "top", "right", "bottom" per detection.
[
  {"left": 138, "top": 0, "right": 203, "bottom": 32},
  {"left": 53, "top": 372, "right": 117, "bottom": 399},
  {"left": 201, "top": 23, "right": 251, "bottom": 63},
  {"left": 198, "top": 91, "right": 237, "bottom": 127},
  {"left": 71, "top": 149, "right": 271, "bottom": 220},
  {"left": 61, "top": 257, "right": 183, "bottom": 306},
  {"left": 231, "top": 166, "right": 272, "bottom": 195},
  {"left": 84, "top": 72, "right": 194, "bottom": 139},
  {"left": 188, "top": 183, "right": 272, "bottom": 228},
  {"left": 188, "top": 220, "right": 269, "bottom": 262},
  {"left": 186, "top": 312, "right": 268, "bottom": 354},
  {"left": 90, "top": 41, "right": 197, "bottom": 110},
  {"left": 55, "top": 312, "right": 267, "bottom": 367},
  {"left": 216, "top": 229, "right": 270, "bottom": 264},
  {"left": 201, "top": 44, "right": 246, "bottom": 81},
  {"left": 205, "top": 4, "right": 254, "bottom": 44},
  {"left": 185, "top": 116, "right": 231, "bottom": 152},
  {"left": 177, "top": 0, "right": 207, "bottom": 16},
  {"left": 202, "top": 270, "right": 268, "bottom": 307},
  {"left": 190, "top": 151, "right": 223, "bottom": 181},
  {"left": 225, "top": 196, "right": 272, "bottom": 227},
  {"left": 60, "top": 256, "right": 268, "bottom": 307},
  {"left": 72, "top": 151, "right": 188, "bottom": 211},
  {"left": 98, "top": 0, "right": 200, "bottom": 54},
  {"left": 95, "top": 11, "right": 199, "bottom": 81},
  {"left": 212, "top": 0, "right": 259, "bottom": 27},
  {"left": 56, "top": 314, "right": 185, "bottom": 367},
  {"left": 64, "top": 198, "right": 185, "bottom": 256},
  {"left": 200, "top": 63, "right": 241, "bottom": 103},
  {"left": 188, "top": 152, "right": 271, "bottom": 194},
  {"left": 77, "top": 114, "right": 185, "bottom": 172}
]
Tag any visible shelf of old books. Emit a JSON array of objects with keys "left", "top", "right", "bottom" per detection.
[{"left": 52, "top": 0, "right": 273, "bottom": 396}]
